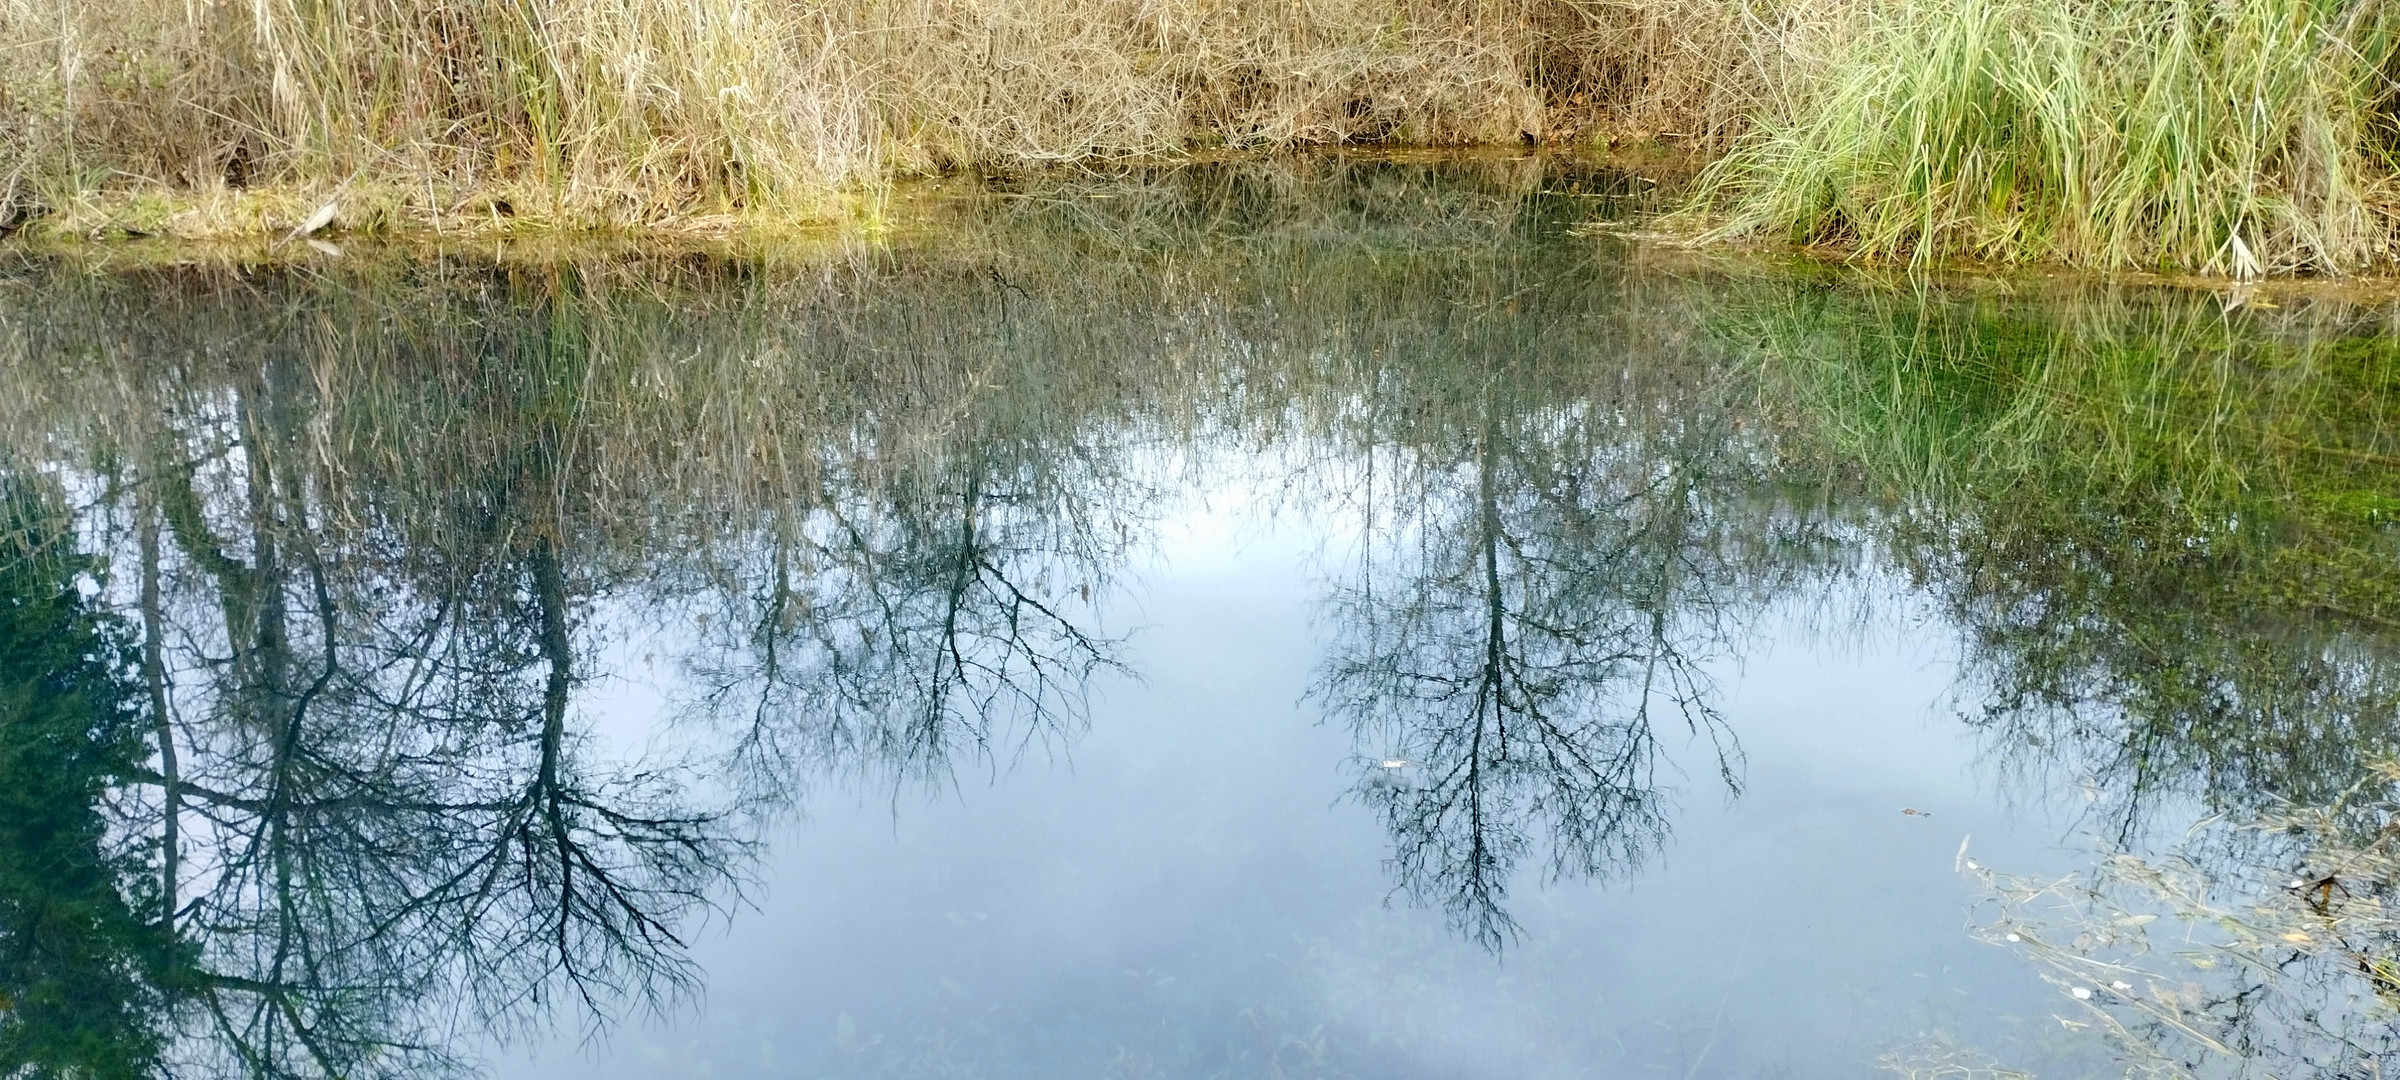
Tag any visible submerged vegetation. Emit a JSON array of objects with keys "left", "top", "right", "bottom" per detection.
[
  {"left": 1748, "top": 277, "right": 2400, "bottom": 831},
  {"left": 9, "top": 0, "right": 2400, "bottom": 272},
  {"left": 1969, "top": 764, "right": 2400, "bottom": 1077}
]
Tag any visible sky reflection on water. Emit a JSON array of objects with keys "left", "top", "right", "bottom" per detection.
[{"left": 4, "top": 157, "right": 2398, "bottom": 1078}]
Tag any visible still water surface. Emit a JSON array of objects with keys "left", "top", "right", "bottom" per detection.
[{"left": 4, "top": 157, "right": 2396, "bottom": 1079}]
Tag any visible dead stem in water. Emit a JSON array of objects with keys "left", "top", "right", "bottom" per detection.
[{"left": 1965, "top": 763, "right": 2400, "bottom": 1077}]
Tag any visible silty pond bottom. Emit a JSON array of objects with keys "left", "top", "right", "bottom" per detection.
[{"left": 5, "top": 156, "right": 2398, "bottom": 1080}]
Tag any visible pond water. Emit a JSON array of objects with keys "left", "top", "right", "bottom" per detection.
[{"left": 6, "top": 156, "right": 2400, "bottom": 1080}]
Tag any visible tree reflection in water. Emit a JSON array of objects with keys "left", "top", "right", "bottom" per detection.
[
  {"left": 1756, "top": 281, "right": 2400, "bottom": 1077},
  {"left": 0, "top": 239, "right": 1162, "bottom": 1077},
  {"left": 0, "top": 481, "right": 173, "bottom": 1080},
  {"left": 54, "top": 311, "right": 746, "bottom": 1079},
  {"left": 10, "top": 161, "right": 2400, "bottom": 1077},
  {"left": 1753, "top": 284, "right": 2400, "bottom": 836},
  {"left": 679, "top": 441, "right": 1138, "bottom": 803},
  {"left": 1308, "top": 312, "right": 1829, "bottom": 949}
]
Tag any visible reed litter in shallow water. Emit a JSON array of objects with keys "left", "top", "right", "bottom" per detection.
[{"left": 1966, "top": 762, "right": 2400, "bottom": 1077}]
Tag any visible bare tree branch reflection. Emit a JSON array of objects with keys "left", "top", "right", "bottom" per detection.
[
  {"left": 12, "top": 298, "right": 764, "bottom": 1079},
  {"left": 0, "top": 250, "right": 1156, "bottom": 1077},
  {"left": 1748, "top": 283, "right": 2400, "bottom": 846},
  {"left": 1314, "top": 359, "right": 1817, "bottom": 948},
  {"left": 680, "top": 441, "right": 1138, "bottom": 801}
]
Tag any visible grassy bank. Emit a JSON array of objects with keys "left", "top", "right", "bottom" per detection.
[
  {"left": 1692, "top": 0, "right": 2400, "bottom": 275},
  {"left": 8, "top": 0, "right": 2400, "bottom": 274}
]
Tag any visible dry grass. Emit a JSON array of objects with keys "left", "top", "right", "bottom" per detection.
[
  {"left": 15, "top": 0, "right": 2400, "bottom": 272},
  {"left": 0, "top": 0, "right": 1768, "bottom": 236}
]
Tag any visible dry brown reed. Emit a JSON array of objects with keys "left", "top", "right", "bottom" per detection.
[{"left": 0, "top": 0, "right": 1763, "bottom": 236}]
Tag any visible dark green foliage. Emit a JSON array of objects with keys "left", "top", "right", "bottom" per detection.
[{"left": 0, "top": 483, "right": 167, "bottom": 1080}]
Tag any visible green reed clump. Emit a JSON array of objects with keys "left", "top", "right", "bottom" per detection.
[{"left": 1695, "top": 0, "right": 2400, "bottom": 273}]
